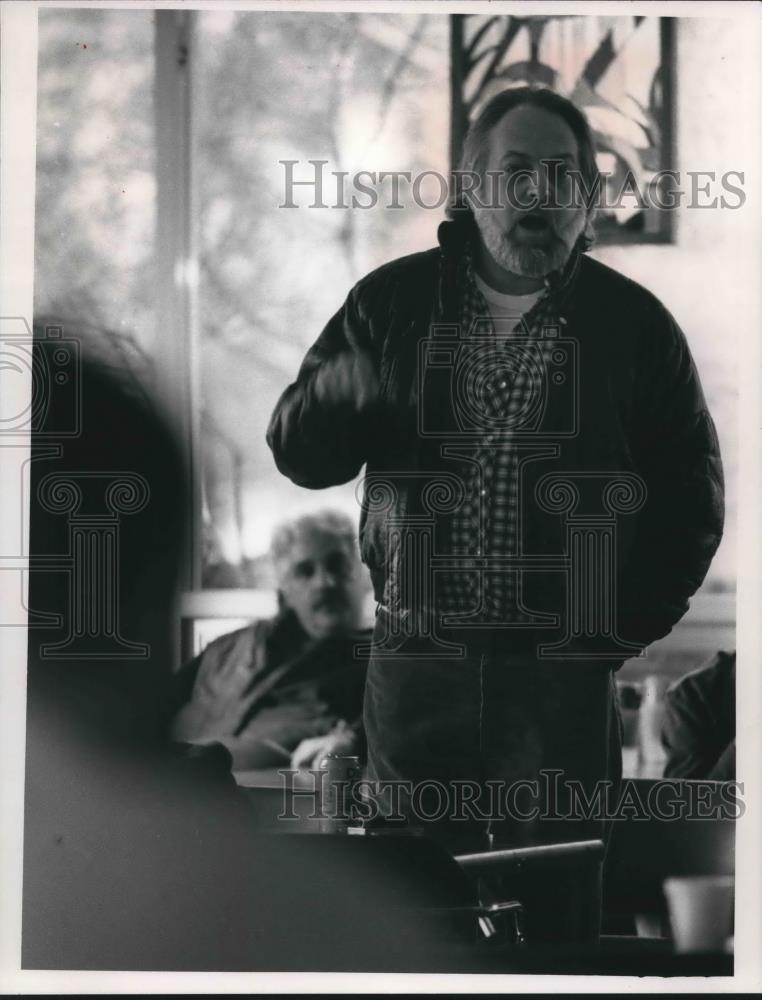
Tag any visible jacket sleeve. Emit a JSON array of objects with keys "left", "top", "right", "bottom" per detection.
[
  {"left": 661, "top": 684, "right": 735, "bottom": 780},
  {"left": 617, "top": 304, "right": 725, "bottom": 650},
  {"left": 661, "top": 684, "right": 713, "bottom": 780},
  {"left": 266, "top": 285, "right": 377, "bottom": 489}
]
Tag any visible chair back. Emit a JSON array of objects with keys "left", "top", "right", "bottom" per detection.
[{"left": 455, "top": 839, "right": 606, "bottom": 944}]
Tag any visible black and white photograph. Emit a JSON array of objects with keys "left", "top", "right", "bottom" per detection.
[{"left": 0, "top": 0, "right": 760, "bottom": 991}]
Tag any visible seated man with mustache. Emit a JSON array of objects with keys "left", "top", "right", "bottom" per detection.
[{"left": 172, "top": 510, "right": 372, "bottom": 771}]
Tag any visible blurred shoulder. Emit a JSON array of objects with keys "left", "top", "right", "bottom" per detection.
[
  {"left": 667, "top": 650, "right": 736, "bottom": 705},
  {"left": 197, "top": 619, "right": 271, "bottom": 663}
]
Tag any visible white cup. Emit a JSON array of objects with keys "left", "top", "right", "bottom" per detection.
[{"left": 663, "top": 875, "right": 734, "bottom": 954}]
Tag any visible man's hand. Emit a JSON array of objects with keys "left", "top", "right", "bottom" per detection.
[
  {"left": 290, "top": 721, "right": 359, "bottom": 770},
  {"left": 313, "top": 350, "right": 379, "bottom": 411}
]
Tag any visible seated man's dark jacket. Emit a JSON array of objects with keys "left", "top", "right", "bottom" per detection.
[
  {"left": 662, "top": 650, "right": 736, "bottom": 780},
  {"left": 171, "top": 609, "right": 370, "bottom": 763},
  {"left": 267, "top": 218, "right": 724, "bottom": 657}
]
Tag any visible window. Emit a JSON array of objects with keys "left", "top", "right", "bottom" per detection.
[
  {"left": 35, "top": 8, "right": 156, "bottom": 367},
  {"left": 194, "top": 10, "right": 449, "bottom": 587}
]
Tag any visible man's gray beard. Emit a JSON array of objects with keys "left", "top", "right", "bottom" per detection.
[{"left": 475, "top": 211, "right": 574, "bottom": 278}]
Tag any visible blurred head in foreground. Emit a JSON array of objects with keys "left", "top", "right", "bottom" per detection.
[{"left": 27, "top": 321, "right": 187, "bottom": 751}]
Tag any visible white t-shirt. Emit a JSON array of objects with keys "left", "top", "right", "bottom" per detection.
[{"left": 474, "top": 273, "right": 543, "bottom": 332}]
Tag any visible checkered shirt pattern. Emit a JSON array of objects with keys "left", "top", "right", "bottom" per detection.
[{"left": 436, "top": 244, "right": 563, "bottom": 624}]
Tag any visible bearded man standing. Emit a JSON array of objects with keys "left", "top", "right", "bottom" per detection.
[{"left": 267, "top": 88, "right": 724, "bottom": 849}]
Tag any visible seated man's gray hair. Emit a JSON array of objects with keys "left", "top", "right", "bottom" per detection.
[{"left": 270, "top": 509, "right": 358, "bottom": 565}]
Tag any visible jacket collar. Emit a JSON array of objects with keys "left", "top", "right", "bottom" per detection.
[{"left": 436, "top": 215, "right": 476, "bottom": 256}]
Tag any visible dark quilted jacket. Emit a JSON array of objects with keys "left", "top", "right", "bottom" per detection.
[{"left": 267, "top": 219, "right": 724, "bottom": 656}]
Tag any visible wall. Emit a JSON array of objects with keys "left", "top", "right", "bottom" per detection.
[
  {"left": 605, "top": 16, "right": 761, "bottom": 677},
  {"left": 593, "top": 16, "right": 760, "bottom": 595}
]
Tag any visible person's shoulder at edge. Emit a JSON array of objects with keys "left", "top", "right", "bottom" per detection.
[{"left": 666, "top": 649, "right": 736, "bottom": 702}]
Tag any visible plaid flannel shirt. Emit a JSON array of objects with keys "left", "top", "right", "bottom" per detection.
[{"left": 436, "top": 243, "right": 565, "bottom": 624}]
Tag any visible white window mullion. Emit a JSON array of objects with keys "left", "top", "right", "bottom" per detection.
[{"left": 154, "top": 9, "right": 201, "bottom": 600}]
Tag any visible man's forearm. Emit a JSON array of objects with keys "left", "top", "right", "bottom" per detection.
[
  {"left": 267, "top": 376, "right": 368, "bottom": 488},
  {"left": 266, "top": 292, "right": 379, "bottom": 488}
]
